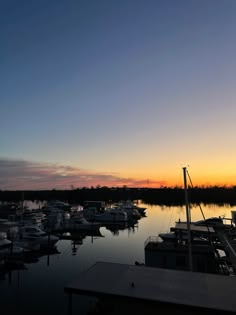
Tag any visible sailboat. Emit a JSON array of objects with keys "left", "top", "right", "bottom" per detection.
[{"left": 144, "top": 167, "right": 221, "bottom": 273}]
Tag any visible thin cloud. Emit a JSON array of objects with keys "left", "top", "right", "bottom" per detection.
[{"left": 0, "top": 158, "right": 165, "bottom": 190}]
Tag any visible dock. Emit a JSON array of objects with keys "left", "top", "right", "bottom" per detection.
[{"left": 64, "top": 261, "right": 236, "bottom": 314}]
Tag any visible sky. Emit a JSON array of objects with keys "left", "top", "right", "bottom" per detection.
[{"left": 1, "top": 0, "right": 236, "bottom": 190}]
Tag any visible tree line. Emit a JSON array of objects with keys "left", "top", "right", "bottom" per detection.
[{"left": 0, "top": 186, "right": 236, "bottom": 206}]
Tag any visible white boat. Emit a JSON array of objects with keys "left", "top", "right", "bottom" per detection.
[
  {"left": 0, "top": 232, "right": 26, "bottom": 257},
  {"left": 13, "top": 239, "right": 40, "bottom": 251},
  {"left": 0, "top": 219, "right": 19, "bottom": 239},
  {"left": 115, "top": 201, "right": 145, "bottom": 217},
  {"left": 43, "top": 200, "right": 71, "bottom": 212},
  {"left": 19, "top": 226, "right": 59, "bottom": 248},
  {"left": 45, "top": 209, "right": 65, "bottom": 230},
  {"left": 68, "top": 215, "right": 101, "bottom": 231},
  {"left": 0, "top": 232, "right": 12, "bottom": 253},
  {"left": 114, "top": 206, "right": 141, "bottom": 220},
  {"left": 94, "top": 209, "right": 128, "bottom": 223},
  {"left": 83, "top": 207, "right": 128, "bottom": 223},
  {"left": 18, "top": 217, "right": 45, "bottom": 230}
]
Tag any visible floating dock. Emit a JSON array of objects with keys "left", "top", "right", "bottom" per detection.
[{"left": 65, "top": 261, "right": 236, "bottom": 314}]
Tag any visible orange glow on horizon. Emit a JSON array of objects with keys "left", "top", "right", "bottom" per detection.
[{"left": 1, "top": 157, "right": 235, "bottom": 190}]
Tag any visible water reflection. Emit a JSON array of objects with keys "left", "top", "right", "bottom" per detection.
[
  {"left": 1, "top": 202, "right": 236, "bottom": 315},
  {"left": 24, "top": 246, "right": 60, "bottom": 264},
  {"left": 71, "top": 239, "right": 83, "bottom": 256},
  {"left": 57, "top": 231, "right": 104, "bottom": 256},
  {"left": 104, "top": 221, "right": 138, "bottom": 236}
]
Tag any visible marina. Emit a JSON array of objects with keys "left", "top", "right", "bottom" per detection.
[
  {"left": 2, "top": 1, "right": 236, "bottom": 314},
  {"left": 0, "top": 200, "right": 236, "bottom": 314}
]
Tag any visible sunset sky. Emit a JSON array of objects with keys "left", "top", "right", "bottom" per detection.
[{"left": 1, "top": 0, "right": 236, "bottom": 190}]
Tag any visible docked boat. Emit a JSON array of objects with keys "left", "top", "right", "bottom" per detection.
[
  {"left": 144, "top": 167, "right": 229, "bottom": 274},
  {"left": 42, "top": 200, "right": 71, "bottom": 213},
  {"left": 193, "top": 217, "right": 225, "bottom": 228},
  {"left": 67, "top": 215, "right": 101, "bottom": 232},
  {"left": 13, "top": 239, "right": 40, "bottom": 252},
  {"left": 93, "top": 209, "right": 128, "bottom": 223},
  {"left": 83, "top": 206, "right": 128, "bottom": 223},
  {"left": 19, "top": 226, "right": 59, "bottom": 248},
  {"left": 0, "top": 232, "right": 25, "bottom": 258},
  {"left": 0, "top": 219, "right": 19, "bottom": 239},
  {"left": 0, "top": 232, "right": 12, "bottom": 255},
  {"left": 116, "top": 200, "right": 146, "bottom": 216},
  {"left": 159, "top": 231, "right": 209, "bottom": 245}
]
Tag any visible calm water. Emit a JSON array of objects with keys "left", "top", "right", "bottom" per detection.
[{"left": 0, "top": 203, "right": 235, "bottom": 314}]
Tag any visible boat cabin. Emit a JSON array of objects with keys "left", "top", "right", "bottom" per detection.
[{"left": 145, "top": 237, "right": 218, "bottom": 273}]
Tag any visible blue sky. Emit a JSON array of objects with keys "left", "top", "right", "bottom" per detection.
[{"left": 1, "top": 0, "right": 236, "bottom": 189}]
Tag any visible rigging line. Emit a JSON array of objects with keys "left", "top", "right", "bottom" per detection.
[
  {"left": 158, "top": 206, "right": 166, "bottom": 234},
  {"left": 166, "top": 206, "right": 174, "bottom": 233},
  {"left": 186, "top": 170, "right": 208, "bottom": 226}
]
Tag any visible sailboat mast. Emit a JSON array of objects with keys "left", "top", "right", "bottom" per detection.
[{"left": 183, "top": 167, "right": 193, "bottom": 272}]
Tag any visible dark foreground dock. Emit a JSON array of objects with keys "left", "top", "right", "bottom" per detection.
[{"left": 64, "top": 261, "right": 236, "bottom": 314}]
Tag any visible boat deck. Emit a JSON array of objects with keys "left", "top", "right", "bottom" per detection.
[
  {"left": 65, "top": 261, "right": 236, "bottom": 314},
  {"left": 171, "top": 223, "right": 215, "bottom": 234}
]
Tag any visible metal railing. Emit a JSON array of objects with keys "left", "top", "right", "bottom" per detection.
[{"left": 144, "top": 236, "right": 159, "bottom": 247}]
